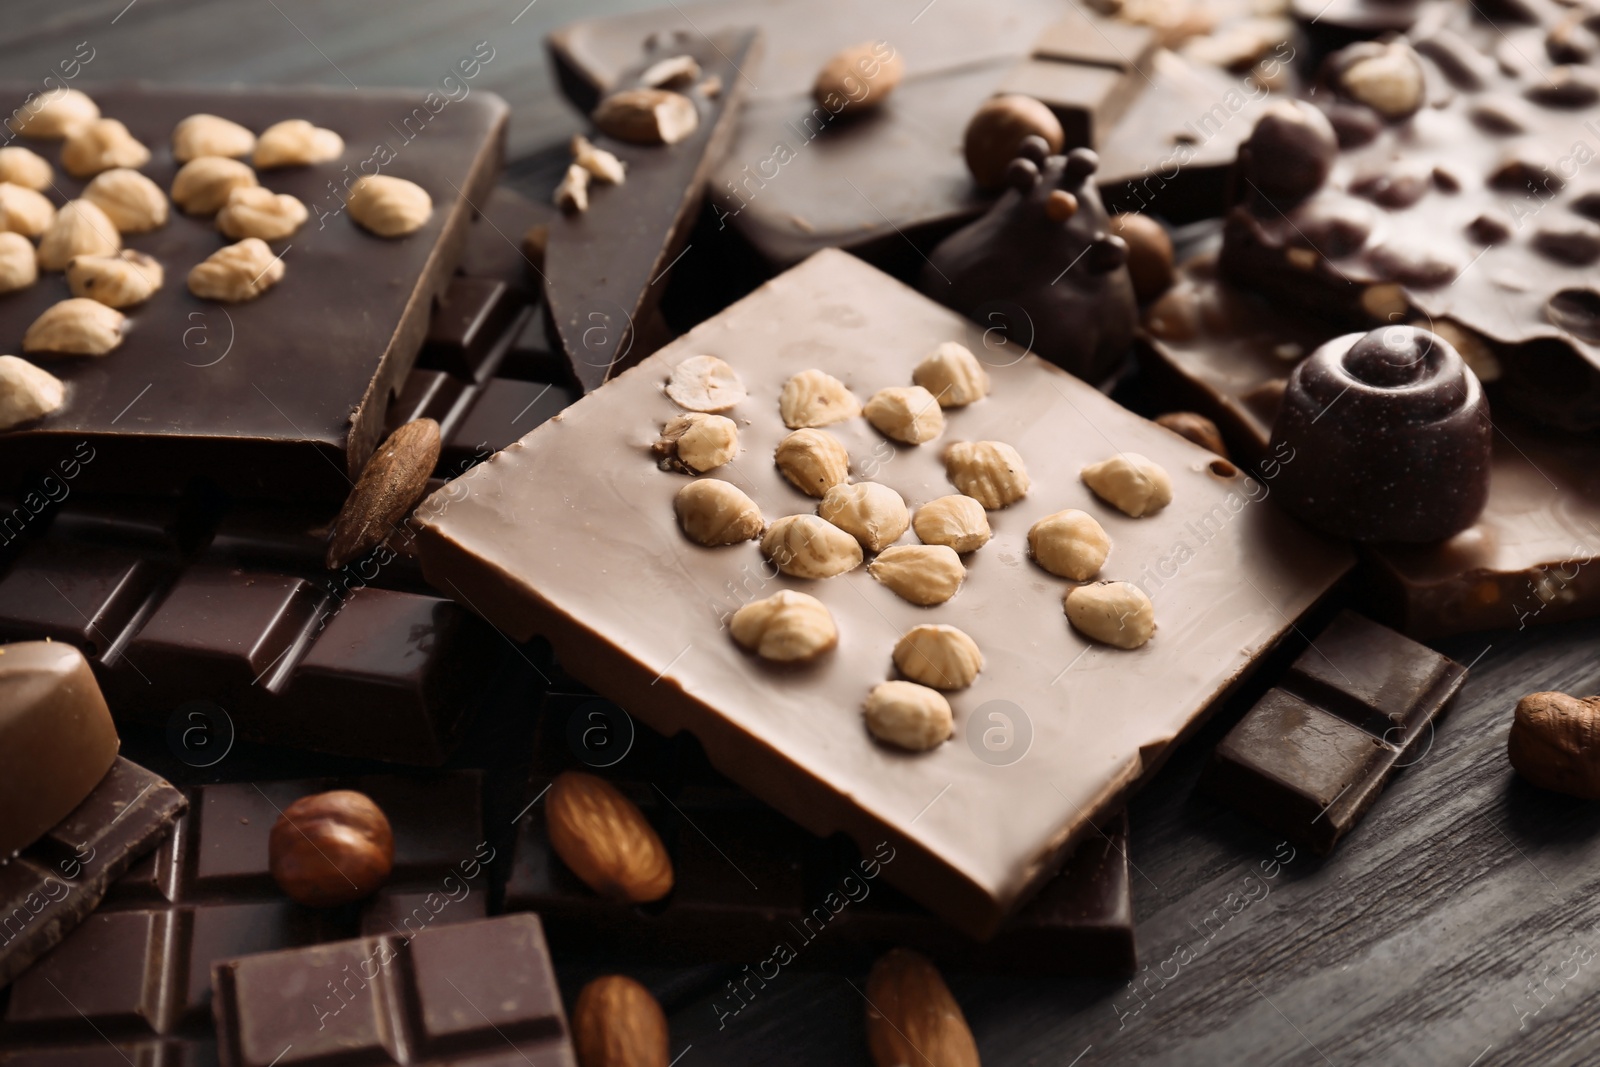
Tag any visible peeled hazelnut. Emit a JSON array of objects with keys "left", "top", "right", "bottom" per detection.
[
  {"left": 730, "top": 589, "right": 839, "bottom": 662},
  {"left": 0, "top": 147, "right": 52, "bottom": 190},
  {"left": 893, "top": 624, "right": 983, "bottom": 690},
  {"left": 60, "top": 118, "right": 150, "bottom": 178},
  {"left": 571, "top": 134, "right": 626, "bottom": 184},
  {"left": 554, "top": 163, "right": 590, "bottom": 213},
  {"left": 964, "top": 94, "right": 1065, "bottom": 191},
  {"left": 267, "top": 789, "right": 394, "bottom": 907},
  {"left": 1081, "top": 453, "right": 1173, "bottom": 517},
  {"left": 573, "top": 976, "right": 670, "bottom": 1067},
  {"left": 188, "top": 237, "right": 285, "bottom": 303},
  {"left": 83, "top": 169, "right": 169, "bottom": 234},
  {"left": 216, "top": 186, "right": 309, "bottom": 240},
  {"left": 674, "top": 479, "right": 764, "bottom": 546},
  {"left": 864, "top": 681, "right": 953, "bottom": 752},
  {"left": 254, "top": 118, "right": 344, "bottom": 168},
  {"left": 818, "top": 481, "right": 909, "bottom": 552},
  {"left": 780, "top": 368, "right": 860, "bottom": 428},
  {"left": 1508, "top": 691, "right": 1600, "bottom": 798},
  {"left": 870, "top": 544, "right": 965, "bottom": 606},
  {"left": 865, "top": 386, "right": 945, "bottom": 444},
  {"left": 0, "top": 182, "right": 57, "bottom": 238},
  {"left": 67, "top": 250, "right": 163, "bottom": 308},
  {"left": 1329, "top": 41, "right": 1426, "bottom": 122},
  {"left": 1111, "top": 213, "right": 1175, "bottom": 301},
  {"left": 348, "top": 175, "right": 432, "bottom": 237},
  {"left": 171, "top": 156, "right": 259, "bottom": 216},
  {"left": 9, "top": 88, "right": 99, "bottom": 139},
  {"left": 912, "top": 342, "right": 990, "bottom": 407},
  {"left": 775, "top": 428, "right": 851, "bottom": 497},
  {"left": 666, "top": 354, "right": 746, "bottom": 412},
  {"left": 640, "top": 54, "right": 702, "bottom": 89},
  {"left": 23, "top": 298, "right": 126, "bottom": 357},
  {"left": 546, "top": 771, "right": 673, "bottom": 902},
  {"left": 866, "top": 949, "right": 981, "bottom": 1067},
  {"left": 813, "top": 41, "right": 905, "bottom": 115},
  {"left": 0, "top": 232, "right": 38, "bottom": 293},
  {"left": 761, "top": 514, "right": 863, "bottom": 579},
  {"left": 913, "top": 495, "right": 991, "bottom": 553},
  {"left": 654, "top": 412, "right": 738, "bottom": 473},
  {"left": 1155, "top": 411, "right": 1228, "bottom": 457},
  {"left": 0, "top": 355, "right": 65, "bottom": 430},
  {"left": 593, "top": 88, "right": 700, "bottom": 145},
  {"left": 943, "top": 440, "right": 1030, "bottom": 509},
  {"left": 172, "top": 113, "right": 256, "bottom": 162},
  {"left": 1029, "top": 509, "right": 1111, "bottom": 580},
  {"left": 1065, "top": 581, "right": 1156, "bottom": 649}
]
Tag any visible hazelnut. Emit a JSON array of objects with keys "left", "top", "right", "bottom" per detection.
[
  {"left": 1081, "top": 453, "right": 1173, "bottom": 517},
  {"left": 0, "top": 355, "right": 65, "bottom": 430},
  {"left": 0, "top": 182, "right": 58, "bottom": 238},
  {"left": 0, "top": 146, "right": 53, "bottom": 190},
  {"left": 813, "top": 41, "right": 905, "bottom": 115},
  {"left": 60, "top": 118, "right": 150, "bottom": 178},
  {"left": 775, "top": 428, "right": 850, "bottom": 497},
  {"left": 865, "top": 386, "right": 945, "bottom": 444},
  {"left": 780, "top": 368, "right": 860, "bottom": 428},
  {"left": 573, "top": 976, "right": 670, "bottom": 1067},
  {"left": 912, "top": 342, "right": 990, "bottom": 407},
  {"left": 66, "top": 250, "right": 163, "bottom": 308},
  {"left": 554, "top": 163, "right": 590, "bottom": 214},
  {"left": 869, "top": 544, "right": 966, "bottom": 605},
  {"left": 1065, "top": 581, "right": 1156, "bottom": 649},
  {"left": 571, "top": 134, "right": 626, "bottom": 184},
  {"left": 0, "top": 232, "right": 38, "bottom": 293},
  {"left": 9, "top": 88, "right": 99, "bottom": 139},
  {"left": 730, "top": 589, "right": 839, "bottom": 662},
  {"left": 83, "top": 169, "right": 169, "bottom": 234},
  {"left": 348, "top": 175, "right": 432, "bottom": 237},
  {"left": 943, "top": 440, "right": 1030, "bottom": 509},
  {"left": 893, "top": 624, "right": 983, "bottom": 690},
  {"left": 216, "top": 186, "right": 309, "bottom": 241},
  {"left": 673, "top": 479, "right": 764, "bottom": 546},
  {"left": 593, "top": 88, "right": 700, "bottom": 145},
  {"left": 546, "top": 771, "right": 673, "bottom": 902},
  {"left": 23, "top": 298, "right": 126, "bottom": 357},
  {"left": 761, "top": 514, "right": 863, "bottom": 579},
  {"left": 818, "top": 481, "right": 909, "bottom": 552},
  {"left": 964, "top": 94, "right": 1065, "bottom": 190},
  {"left": 1154, "top": 412, "right": 1228, "bottom": 457},
  {"left": 267, "top": 789, "right": 395, "bottom": 907},
  {"left": 171, "top": 156, "right": 259, "bottom": 216},
  {"left": 254, "top": 118, "right": 344, "bottom": 168},
  {"left": 1110, "top": 213, "right": 1175, "bottom": 301},
  {"left": 172, "top": 113, "right": 256, "bottom": 162},
  {"left": 1508, "top": 691, "right": 1600, "bottom": 798},
  {"left": 1329, "top": 41, "right": 1426, "bottom": 122},
  {"left": 1028, "top": 510, "right": 1110, "bottom": 580},
  {"left": 913, "top": 495, "right": 991, "bottom": 553},
  {"left": 666, "top": 354, "right": 746, "bottom": 412},
  {"left": 188, "top": 237, "right": 285, "bottom": 303},
  {"left": 654, "top": 412, "right": 739, "bottom": 473},
  {"left": 640, "top": 54, "right": 702, "bottom": 89},
  {"left": 864, "top": 681, "right": 953, "bottom": 752}
]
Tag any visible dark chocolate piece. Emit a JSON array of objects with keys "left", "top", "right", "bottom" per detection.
[
  {"left": 0, "top": 757, "right": 186, "bottom": 987},
  {"left": 1200, "top": 611, "right": 1466, "bottom": 853},
  {"left": 998, "top": 9, "right": 1157, "bottom": 150},
  {"left": 212, "top": 914, "right": 573, "bottom": 1067},
  {"left": 420, "top": 277, "right": 522, "bottom": 382},
  {"left": 0, "top": 84, "right": 508, "bottom": 502}
]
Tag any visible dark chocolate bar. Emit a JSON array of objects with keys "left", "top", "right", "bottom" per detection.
[
  {"left": 1200, "top": 611, "right": 1467, "bottom": 853},
  {"left": 998, "top": 9, "right": 1156, "bottom": 149}
]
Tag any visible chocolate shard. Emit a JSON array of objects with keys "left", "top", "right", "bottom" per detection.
[{"left": 544, "top": 30, "right": 759, "bottom": 392}]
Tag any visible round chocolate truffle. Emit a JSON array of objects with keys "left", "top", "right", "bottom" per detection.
[
  {"left": 1268, "top": 326, "right": 1491, "bottom": 542},
  {"left": 1238, "top": 101, "right": 1339, "bottom": 205}
]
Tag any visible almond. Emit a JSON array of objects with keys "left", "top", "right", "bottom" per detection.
[
  {"left": 254, "top": 118, "right": 344, "bottom": 168},
  {"left": 83, "top": 168, "right": 169, "bottom": 233},
  {"left": 573, "top": 975, "right": 670, "bottom": 1067},
  {"left": 814, "top": 42, "right": 905, "bottom": 115},
  {"left": 172, "top": 113, "right": 256, "bottom": 162},
  {"left": 326, "top": 418, "right": 441, "bottom": 570},
  {"left": 0, "top": 356, "right": 66, "bottom": 430},
  {"left": 864, "top": 949, "right": 980, "bottom": 1067},
  {"left": 594, "top": 88, "right": 699, "bottom": 145},
  {"left": 1508, "top": 691, "right": 1600, "bottom": 798},
  {"left": 546, "top": 771, "right": 674, "bottom": 903}
]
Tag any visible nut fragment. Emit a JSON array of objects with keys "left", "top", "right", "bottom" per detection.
[
  {"left": 814, "top": 41, "right": 905, "bottom": 115},
  {"left": 215, "top": 186, "right": 309, "bottom": 240},
  {"left": 1081, "top": 452, "right": 1173, "bottom": 517},
  {"left": 9, "top": 88, "right": 99, "bottom": 139},
  {"left": 943, "top": 440, "right": 1030, "bottom": 509},
  {"left": 573, "top": 975, "right": 670, "bottom": 1067},
  {"left": 171, "top": 156, "right": 258, "bottom": 216},
  {"left": 0, "top": 232, "right": 37, "bottom": 293},
  {"left": 22, "top": 298, "right": 126, "bottom": 357},
  {"left": 912, "top": 495, "right": 991, "bottom": 553},
  {"left": 640, "top": 54, "right": 702, "bottom": 89},
  {"left": 0, "top": 356, "right": 65, "bottom": 430},
  {"left": 172, "top": 113, "right": 256, "bottom": 162},
  {"left": 1154, "top": 411, "right": 1228, "bottom": 457},
  {"left": 665, "top": 354, "right": 746, "bottom": 412},
  {"left": 775, "top": 428, "right": 851, "bottom": 497},
  {"left": 82, "top": 168, "right": 169, "bottom": 233},
  {"left": 60, "top": 118, "right": 150, "bottom": 178},
  {"left": 870, "top": 545, "right": 966, "bottom": 605},
  {"left": 1029, "top": 509, "right": 1110, "bottom": 581},
  {"left": 268, "top": 790, "right": 394, "bottom": 907},
  {"left": 864, "top": 682, "right": 953, "bottom": 752},
  {"left": 66, "top": 250, "right": 164, "bottom": 308},
  {"left": 818, "top": 482, "right": 909, "bottom": 552},
  {"left": 761, "top": 515, "right": 863, "bottom": 579},
  {"left": 912, "top": 342, "right": 990, "bottom": 407},
  {"left": 780, "top": 368, "right": 860, "bottom": 428},
  {"left": 326, "top": 418, "right": 441, "bottom": 570},
  {"left": 187, "top": 237, "right": 284, "bottom": 303},
  {"left": 674, "top": 479, "right": 764, "bottom": 546},
  {"left": 0, "top": 182, "right": 57, "bottom": 238},
  {"left": 865, "top": 386, "right": 945, "bottom": 444},
  {"left": 554, "top": 163, "right": 591, "bottom": 213},
  {"left": 730, "top": 590, "right": 839, "bottom": 662},
  {"left": 865, "top": 949, "right": 981, "bottom": 1067},
  {"left": 546, "top": 770, "right": 674, "bottom": 903},
  {"left": 1065, "top": 581, "right": 1156, "bottom": 649},
  {"left": 1508, "top": 691, "right": 1600, "bottom": 798},
  {"left": 593, "top": 88, "right": 700, "bottom": 145},
  {"left": 572, "top": 134, "right": 626, "bottom": 184},
  {"left": 347, "top": 175, "right": 432, "bottom": 237},
  {"left": 253, "top": 118, "right": 344, "bottom": 168},
  {"left": 654, "top": 412, "right": 738, "bottom": 473},
  {"left": 0, "top": 147, "right": 52, "bottom": 190},
  {"left": 893, "top": 624, "right": 983, "bottom": 690}
]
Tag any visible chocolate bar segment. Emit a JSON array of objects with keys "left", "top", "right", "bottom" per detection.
[
  {"left": 999, "top": 9, "right": 1157, "bottom": 149},
  {"left": 1200, "top": 611, "right": 1466, "bottom": 853}
]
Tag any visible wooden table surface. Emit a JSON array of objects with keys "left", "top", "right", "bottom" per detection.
[{"left": 11, "top": 3, "right": 1600, "bottom": 1064}]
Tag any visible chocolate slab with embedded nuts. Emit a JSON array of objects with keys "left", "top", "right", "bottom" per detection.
[
  {"left": 211, "top": 913, "right": 573, "bottom": 1067},
  {"left": 416, "top": 248, "right": 1351, "bottom": 937},
  {"left": 0, "top": 83, "right": 507, "bottom": 502},
  {"left": 1200, "top": 611, "right": 1467, "bottom": 853}
]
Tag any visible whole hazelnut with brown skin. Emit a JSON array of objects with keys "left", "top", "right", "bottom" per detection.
[
  {"left": 1155, "top": 411, "right": 1229, "bottom": 458},
  {"left": 964, "top": 94, "right": 1065, "bottom": 191},
  {"left": 1111, "top": 213, "right": 1174, "bottom": 301},
  {"left": 1509, "top": 691, "right": 1600, "bottom": 799},
  {"left": 268, "top": 790, "right": 395, "bottom": 907}
]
